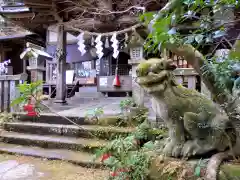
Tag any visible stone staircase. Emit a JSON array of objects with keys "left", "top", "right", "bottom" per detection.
[{"left": 0, "top": 114, "right": 134, "bottom": 168}]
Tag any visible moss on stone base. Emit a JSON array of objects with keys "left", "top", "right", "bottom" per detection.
[
  {"left": 97, "top": 116, "right": 121, "bottom": 126},
  {"left": 219, "top": 163, "right": 240, "bottom": 180}
]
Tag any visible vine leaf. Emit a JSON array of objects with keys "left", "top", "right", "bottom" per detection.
[
  {"left": 184, "top": 35, "right": 195, "bottom": 44},
  {"left": 213, "top": 30, "right": 225, "bottom": 39},
  {"left": 195, "top": 34, "right": 204, "bottom": 44}
]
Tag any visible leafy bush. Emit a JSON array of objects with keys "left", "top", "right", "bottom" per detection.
[
  {"left": 203, "top": 58, "right": 240, "bottom": 93},
  {"left": 94, "top": 121, "right": 168, "bottom": 180},
  {"left": 119, "top": 99, "right": 135, "bottom": 110}
]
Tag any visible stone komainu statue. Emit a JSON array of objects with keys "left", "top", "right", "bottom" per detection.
[{"left": 135, "top": 58, "right": 237, "bottom": 158}]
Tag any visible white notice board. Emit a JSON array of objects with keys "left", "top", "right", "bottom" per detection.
[
  {"left": 66, "top": 70, "right": 74, "bottom": 84},
  {"left": 99, "top": 77, "right": 107, "bottom": 86}
]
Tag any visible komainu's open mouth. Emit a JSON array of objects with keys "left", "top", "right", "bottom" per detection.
[{"left": 136, "top": 70, "right": 169, "bottom": 87}]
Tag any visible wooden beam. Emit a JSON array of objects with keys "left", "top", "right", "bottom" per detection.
[
  {"left": 116, "top": 15, "right": 138, "bottom": 24},
  {"left": 24, "top": 1, "right": 53, "bottom": 7},
  {"left": 3, "top": 12, "right": 35, "bottom": 18},
  {"left": 51, "top": 1, "right": 63, "bottom": 22},
  {"left": 54, "top": 24, "right": 67, "bottom": 104}
]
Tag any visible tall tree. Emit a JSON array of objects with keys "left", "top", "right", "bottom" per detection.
[{"left": 141, "top": 0, "right": 240, "bottom": 119}]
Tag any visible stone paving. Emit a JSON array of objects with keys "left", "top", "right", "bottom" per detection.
[
  {"left": 0, "top": 160, "right": 44, "bottom": 180},
  {"left": 0, "top": 154, "right": 108, "bottom": 180},
  {"left": 40, "top": 86, "right": 157, "bottom": 122}
]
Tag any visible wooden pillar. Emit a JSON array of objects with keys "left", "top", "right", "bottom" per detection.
[
  {"left": 0, "top": 44, "right": 3, "bottom": 62},
  {"left": 54, "top": 25, "right": 67, "bottom": 104},
  {"left": 91, "top": 59, "right": 96, "bottom": 69}
]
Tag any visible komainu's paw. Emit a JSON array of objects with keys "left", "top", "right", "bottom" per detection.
[
  {"left": 162, "top": 140, "right": 183, "bottom": 157},
  {"left": 181, "top": 140, "right": 200, "bottom": 157}
]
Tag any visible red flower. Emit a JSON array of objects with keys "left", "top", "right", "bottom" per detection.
[
  {"left": 110, "top": 171, "right": 118, "bottom": 177},
  {"left": 23, "top": 104, "right": 38, "bottom": 117},
  {"left": 110, "top": 168, "right": 129, "bottom": 178},
  {"left": 101, "top": 153, "right": 111, "bottom": 162}
]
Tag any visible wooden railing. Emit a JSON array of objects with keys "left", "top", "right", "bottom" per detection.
[
  {"left": 174, "top": 68, "right": 198, "bottom": 90},
  {"left": 0, "top": 73, "right": 28, "bottom": 112}
]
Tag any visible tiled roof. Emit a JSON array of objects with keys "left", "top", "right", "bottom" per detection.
[{"left": 0, "top": 17, "right": 33, "bottom": 40}]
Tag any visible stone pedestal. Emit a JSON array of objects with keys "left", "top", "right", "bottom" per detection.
[
  {"left": 27, "top": 65, "right": 45, "bottom": 86},
  {"left": 29, "top": 69, "right": 43, "bottom": 82},
  {"left": 27, "top": 66, "right": 45, "bottom": 99},
  {"left": 128, "top": 59, "right": 145, "bottom": 107}
]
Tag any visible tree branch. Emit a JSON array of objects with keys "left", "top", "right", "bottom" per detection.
[{"left": 166, "top": 43, "right": 232, "bottom": 105}]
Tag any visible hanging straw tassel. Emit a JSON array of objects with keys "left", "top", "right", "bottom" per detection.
[
  {"left": 105, "top": 36, "right": 109, "bottom": 48},
  {"left": 91, "top": 36, "right": 95, "bottom": 46},
  {"left": 124, "top": 33, "right": 128, "bottom": 48}
]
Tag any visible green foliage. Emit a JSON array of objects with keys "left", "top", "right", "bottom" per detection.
[
  {"left": 117, "top": 107, "right": 149, "bottom": 127},
  {"left": 140, "top": 0, "right": 240, "bottom": 95},
  {"left": 85, "top": 107, "right": 104, "bottom": 122},
  {"left": 0, "top": 112, "right": 13, "bottom": 126},
  {"left": 94, "top": 120, "right": 167, "bottom": 180},
  {"left": 133, "top": 120, "right": 153, "bottom": 140},
  {"left": 202, "top": 57, "right": 240, "bottom": 92},
  {"left": 141, "top": 0, "right": 239, "bottom": 52},
  {"left": 11, "top": 80, "right": 43, "bottom": 110},
  {"left": 119, "top": 98, "right": 135, "bottom": 110},
  {"left": 25, "top": 51, "right": 35, "bottom": 59},
  {"left": 95, "top": 136, "right": 151, "bottom": 180}
]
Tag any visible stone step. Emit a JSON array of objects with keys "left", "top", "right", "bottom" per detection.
[
  {"left": 0, "top": 131, "right": 107, "bottom": 153},
  {"left": 0, "top": 142, "right": 104, "bottom": 168},
  {"left": 4, "top": 122, "right": 134, "bottom": 140},
  {"left": 13, "top": 113, "right": 86, "bottom": 125},
  {"left": 13, "top": 112, "right": 122, "bottom": 125}
]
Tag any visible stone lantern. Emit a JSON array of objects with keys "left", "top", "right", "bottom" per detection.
[
  {"left": 128, "top": 32, "right": 145, "bottom": 107},
  {"left": 20, "top": 42, "right": 52, "bottom": 94}
]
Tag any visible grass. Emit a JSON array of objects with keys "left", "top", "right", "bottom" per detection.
[{"left": 0, "top": 154, "right": 109, "bottom": 180}]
